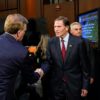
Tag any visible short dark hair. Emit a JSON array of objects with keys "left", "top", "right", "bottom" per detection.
[{"left": 55, "top": 16, "right": 70, "bottom": 26}]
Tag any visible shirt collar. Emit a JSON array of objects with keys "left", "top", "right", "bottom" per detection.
[{"left": 60, "top": 33, "right": 69, "bottom": 42}]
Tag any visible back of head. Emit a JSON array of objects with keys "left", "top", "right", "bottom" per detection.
[
  {"left": 4, "top": 13, "right": 28, "bottom": 34},
  {"left": 70, "top": 22, "right": 82, "bottom": 37}
]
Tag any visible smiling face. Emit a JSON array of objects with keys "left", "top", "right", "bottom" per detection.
[{"left": 54, "top": 20, "right": 69, "bottom": 38}]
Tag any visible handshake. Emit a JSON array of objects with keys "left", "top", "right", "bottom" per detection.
[
  {"left": 33, "top": 68, "right": 44, "bottom": 82},
  {"left": 35, "top": 68, "right": 44, "bottom": 78}
]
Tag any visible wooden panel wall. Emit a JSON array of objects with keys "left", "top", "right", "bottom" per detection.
[
  {"left": 0, "top": 0, "right": 19, "bottom": 34},
  {"left": 0, "top": 0, "right": 42, "bottom": 19},
  {"left": 0, "top": 0, "right": 6, "bottom": 10},
  {"left": 19, "top": 0, "right": 41, "bottom": 19},
  {"left": 43, "top": 0, "right": 100, "bottom": 37},
  {"left": 0, "top": 0, "right": 19, "bottom": 18},
  {"left": 43, "top": 2, "right": 74, "bottom": 36},
  {"left": 0, "top": 0, "right": 100, "bottom": 36},
  {"left": 79, "top": 0, "right": 100, "bottom": 13},
  {"left": 7, "top": 0, "right": 18, "bottom": 9}
]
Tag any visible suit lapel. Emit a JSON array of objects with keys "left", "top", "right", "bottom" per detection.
[
  {"left": 55, "top": 37, "right": 63, "bottom": 64},
  {"left": 65, "top": 35, "right": 73, "bottom": 63},
  {"left": 54, "top": 36, "right": 74, "bottom": 64}
]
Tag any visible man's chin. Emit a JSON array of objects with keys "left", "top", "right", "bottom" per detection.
[{"left": 56, "top": 35, "right": 61, "bottom": 37}]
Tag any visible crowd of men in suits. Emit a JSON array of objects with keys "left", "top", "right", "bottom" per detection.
[{"left": 0, "top": 14, "right": 95, "bottom": 100}]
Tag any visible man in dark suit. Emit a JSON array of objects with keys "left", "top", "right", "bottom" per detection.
[
  {"left": 70, "top": 22, "right": 95, "bottom": 100},
  {"left": 0, "top": 13, "right": 40, "bottom": 100},
  {"left": 36, "top": 16, "right": 90, "bottom": 100},
  {"left": 70, "top": 22, "right": 95, "bottom": 84}
]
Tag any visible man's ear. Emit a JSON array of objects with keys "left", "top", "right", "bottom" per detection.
[
  {"left": 16, "top": 30, "right": 21, "bottom": 40},
  {"left": 66, "top": 26, "right": 69, "bottom": 29},
  {"left": 66, "top": 26, "right": 69, "bottom": 31},
  {"left": 17, "top": 30, "right": 21, "bottom": 36}
]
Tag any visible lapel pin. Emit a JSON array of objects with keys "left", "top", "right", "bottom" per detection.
[{"left": 69, "top": 44, "right": 72, "bottom": 47}]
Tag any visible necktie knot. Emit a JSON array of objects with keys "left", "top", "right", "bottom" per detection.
[{"left": 61, "top": 38, "right": 64, "bottom": 42}]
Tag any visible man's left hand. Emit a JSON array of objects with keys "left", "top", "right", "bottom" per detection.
[{"left": 81, "top": 89, "right": 88, "bottom": 97}]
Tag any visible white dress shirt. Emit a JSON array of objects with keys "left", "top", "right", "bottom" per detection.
[{"left": 60, "top": 33, "right": 69, "bottom": 50}]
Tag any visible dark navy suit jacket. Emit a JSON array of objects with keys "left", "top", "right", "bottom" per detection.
[
  {"left": 41, "top": 34, "right": 90, "bottom": 100},
  {"left": 0, "top": 33, "right": 39, "bottom": 100},
  {"left": 82, "top": 37, "right": 95, "bottom": 78}
]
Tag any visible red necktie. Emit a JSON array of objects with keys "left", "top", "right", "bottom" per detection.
[{"left": 61, "top": 39, "right": 66, "bottom": 61}]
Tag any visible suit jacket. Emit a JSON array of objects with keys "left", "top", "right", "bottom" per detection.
[
  {"left": 41, "top": 34, "right": 89, "bottom": 100},
  {"left": 0, "top": 33, "right": 39, "bottom": 100},
  {"left": 82, "top": 37, "right": 95, "bottom": 78}
]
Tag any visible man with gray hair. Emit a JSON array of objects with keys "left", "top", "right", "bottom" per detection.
[
  {"left": 70, "top": 21, "right": 95, "bottom": 100},
  {"left": 70, "top": 22, "right": 95, "bottom": 84}
]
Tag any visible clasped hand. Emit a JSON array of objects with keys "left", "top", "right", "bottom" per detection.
[{"left": 35, "top": 68, "right": 44, "bottom": 78}]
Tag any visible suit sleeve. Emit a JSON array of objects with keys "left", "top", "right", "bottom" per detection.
[
  {"left": 84, "top": 39, "right": 95, "bottom": 78},
  {"left": 21, "top": 52, "right": 40, "bottom": 84},
  {"left": 79, "top": 40, "right": 90, "bottom": 90},
  {"left": 89, "top": 44, "right": 95, "bottom": 78}
]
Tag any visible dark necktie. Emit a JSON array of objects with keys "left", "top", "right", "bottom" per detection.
[{"left": 61, "top": 38, "right": 66, "bottom": 61}]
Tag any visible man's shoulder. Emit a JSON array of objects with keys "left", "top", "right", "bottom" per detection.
[
  {"left": 49, "top": 36, "right": 58, "bottom": 43},
  {"left": 69, "top": 34, "right": 82, "bottom": 42}
]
